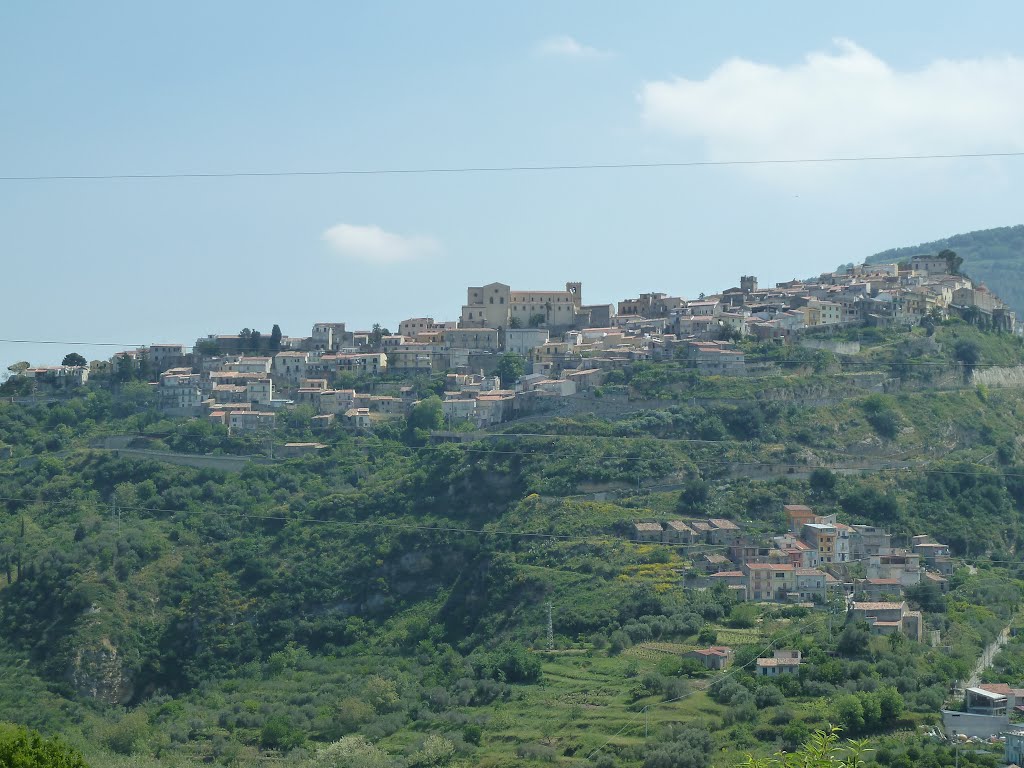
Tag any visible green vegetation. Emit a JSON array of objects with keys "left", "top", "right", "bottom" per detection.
[
  {"left": 5, "top": 319, "right": 1024, "bottom": 766},
  {"left": 0, "top": 723, "right": 89, "bottom": 768}
]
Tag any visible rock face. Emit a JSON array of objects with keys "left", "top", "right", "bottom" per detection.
[
  {"left": 68, "top": 638, "right": 134, "bottom": 705},
  {"left": 972, "top": 365, "right": 1024, "bottom": 389}
]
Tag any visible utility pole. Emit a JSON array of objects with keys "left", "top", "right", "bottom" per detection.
[{"left": 546, "top": 602, "right": 554, "bottom": 651}]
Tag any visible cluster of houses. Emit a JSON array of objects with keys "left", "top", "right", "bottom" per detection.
[
  {"left": 635, "top": 504, "right": 951, "bottom": 644},
  {"left": 13, "top": 260, "right": 1018, "bottom": 432},
  {"left": 149, "top": 354, "right": 612, "bottom": 434}
]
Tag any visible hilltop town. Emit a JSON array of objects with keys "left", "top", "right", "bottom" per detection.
[
  {"left": 8, "top": 251, "right": 1015, "bottom": 440},
  {"left": 5, "top": 247, "right": 1024, "bottom": 766}
]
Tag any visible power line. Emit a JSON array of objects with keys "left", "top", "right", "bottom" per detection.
[
  {"left": 3, "top": 150, "right": 1024, "bottom": 183},
  {"left": 0, "top": 339, "right": 148, "bottom": 348}
]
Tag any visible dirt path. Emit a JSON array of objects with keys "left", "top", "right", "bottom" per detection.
[{"left": 967, "top": 624, "right": 1012, "bottom": 688}]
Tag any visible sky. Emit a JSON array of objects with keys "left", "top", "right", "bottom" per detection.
[{"left": 3, "top": 2, "right": 1024, "bottom": 368}]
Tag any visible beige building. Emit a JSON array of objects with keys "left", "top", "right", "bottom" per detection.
[
  {"left": 850, "top": 601, "right": 923, "bottom": 641},
  {"left": 633, "top": 522, "right": 664, "bottom": 542},
  {"left": 756, "top": 650, "right": 802, "bottom": 676},
  {"left": 343, "top": 407, "right": 372, "bottom": 430},
  {"left": 228, "top": 411, "right": 276, "bottom": 434},
  {"left": 687, "top": 646, "right": 733, "bottom": 670},
  {"left": 149, "top": 344, "right": 187, "bottom": 372},
  {"left": 273, "top": 351, "right": 310, "bottom": 383},
  {"left": 443, "top": 328, "right": 500, "bottom": 352},
  {"left": 398, "top": 317, "right": 457, "bottom": 337},
  {"left": 460, "top": 281, "right": 583, "bottom": 330}
]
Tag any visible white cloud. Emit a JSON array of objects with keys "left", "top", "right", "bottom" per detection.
[
  {"left": 536, "top": 35, "right": 609, "bottom": 59},
  {"left": 639, "top": 40, "right": 1024, "bottom": 161},
  {"left": 321, "top": 223, "right": 441, "bottom": 264}
]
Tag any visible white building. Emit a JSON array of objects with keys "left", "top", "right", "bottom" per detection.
[
  {"left": 247, "top": 379, "right": 274, "bottom": 406},
  {"left": 320, "top": 389, "right": 357, "bottom": 414},
  {"left": 273, "top": 351, "right": 309, "bottom": 383},
  {"left": 442, "top": 398, "right": 477, "bottom": 422},
  {"left": 149, "top": 344, "right": 187, "bottom": 372},
  {"left": 228, "top": 411, "right": 277, "bottom": 433},
  {"left": 158, "top": 368, "right": 202, "bottom": 412},
  {"left": 228, "top": 357, "right": 273, "bottom": 374},
  {"left": 504, "top": 328, "right": 550, "bottom": 356}
]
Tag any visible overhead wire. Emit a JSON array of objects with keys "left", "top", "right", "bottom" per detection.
[{"left": 3, "top": 150, "right": 1024, "bottom": 183}]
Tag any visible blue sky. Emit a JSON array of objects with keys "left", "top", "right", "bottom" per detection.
[{"left": 3, "top": 2, "right": 1024, "bottom": 367}]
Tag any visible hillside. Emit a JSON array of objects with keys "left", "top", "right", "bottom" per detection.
[
  {"left": 866, "top": 224, "right": 1024, "bottom": 313},
  {"left": 2, "top": 320, "right": 1024, "bottom": 767}
]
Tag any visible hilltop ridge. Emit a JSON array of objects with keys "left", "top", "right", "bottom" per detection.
[{"left": 866, "top": 224, "right": 1024, "bottom": 314}]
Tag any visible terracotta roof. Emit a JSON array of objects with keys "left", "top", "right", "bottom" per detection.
[
  {"left": 978, "top": 683, "right": 1024, "bottom": 697},
  {"left": 633, "top": 522, "right": 663, "bottom": 532},
  {"left": 709, "top": 570, "right": 744, "bottom": 578},
  {"left": 691, "top": 646, "right": 732, "bottom": 657},
  {"left": 666, "top": 521, "right": 694, "bottom": 532},
  {"left": 756, "top": 657, "right": 801, "bottom": 667},
  {"left": 747, "top": 563, "right": 795, "bottom": 571},
  {"left": 852, "top": 601, "right": 905, "bottom": 611},
  {"left": 708, "top": 518, "right": 740, "bottom": 530}
]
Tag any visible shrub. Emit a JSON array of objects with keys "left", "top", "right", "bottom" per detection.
[
  {"left": 516, "top": 743, "right": 557, "bottom": 762},
  {"left": 462, "top": 724, "right": 482, "bottom": 746},
  {"left": 696, "top": 626, "right": 717, "bottom": 644},
  {"left": 260, "top": 715, "right": 305, "bottom": 750}
]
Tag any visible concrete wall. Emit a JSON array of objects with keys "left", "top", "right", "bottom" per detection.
[
  {"left": 941, "top": 710, "right": 1009, "bottom": 739},
  {"left": 798, "top": 339, "right": 862, "bottom": 355}
]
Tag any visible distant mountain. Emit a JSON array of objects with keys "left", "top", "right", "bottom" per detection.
[{"left": 866, "top": 225, "right": 1024, "bottom": 315}]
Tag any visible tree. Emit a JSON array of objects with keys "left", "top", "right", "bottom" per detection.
[
  {"left": 194, "top": 339, "right": 220, "bottom": 356},
  {"left": 837, "top": 622, "right": 871, "bottom": 657},
  {"left": 6, "top": 361, "right": 30, "bottom": 374},
  {"left": 408, "top": 735, "right": 455, "bottom": 767},
  {"left": 311, "top": 735, "right": 393, "bottom": 768},
  {"left": 270, "top": 324, "right": 283, "bottom": 352},
  {"left": 938, "top": 248, "right": 963, "bottom": 276},
  {"left": 0, "top": 723, "right": 89, "bottom": 767},
  {"left": 495, "top": 352, "right": 525, "bottom": 388},
  {"left": 407, "top": 396, "right": 444, "bottom": 434},
  {"left": 370, "top": 324, "right": 391, "bottom": 347},
  {"left": 61, "top": 353, "right": 87, "bottom": 367},
  {"left": 643, "top": 724, "right": 713, "bottom": 768},
  {"left": 954, "top": 339, "right": 981, "bottom": 376},
  {"left": 677, "top": 478, "right": 709, "bottom": 512},
  {"left": 809, "top": 468, "right": 838, "bottom": 496},
  {"left": 260, "top": 715, "right": 305, "bottom": 750}
]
